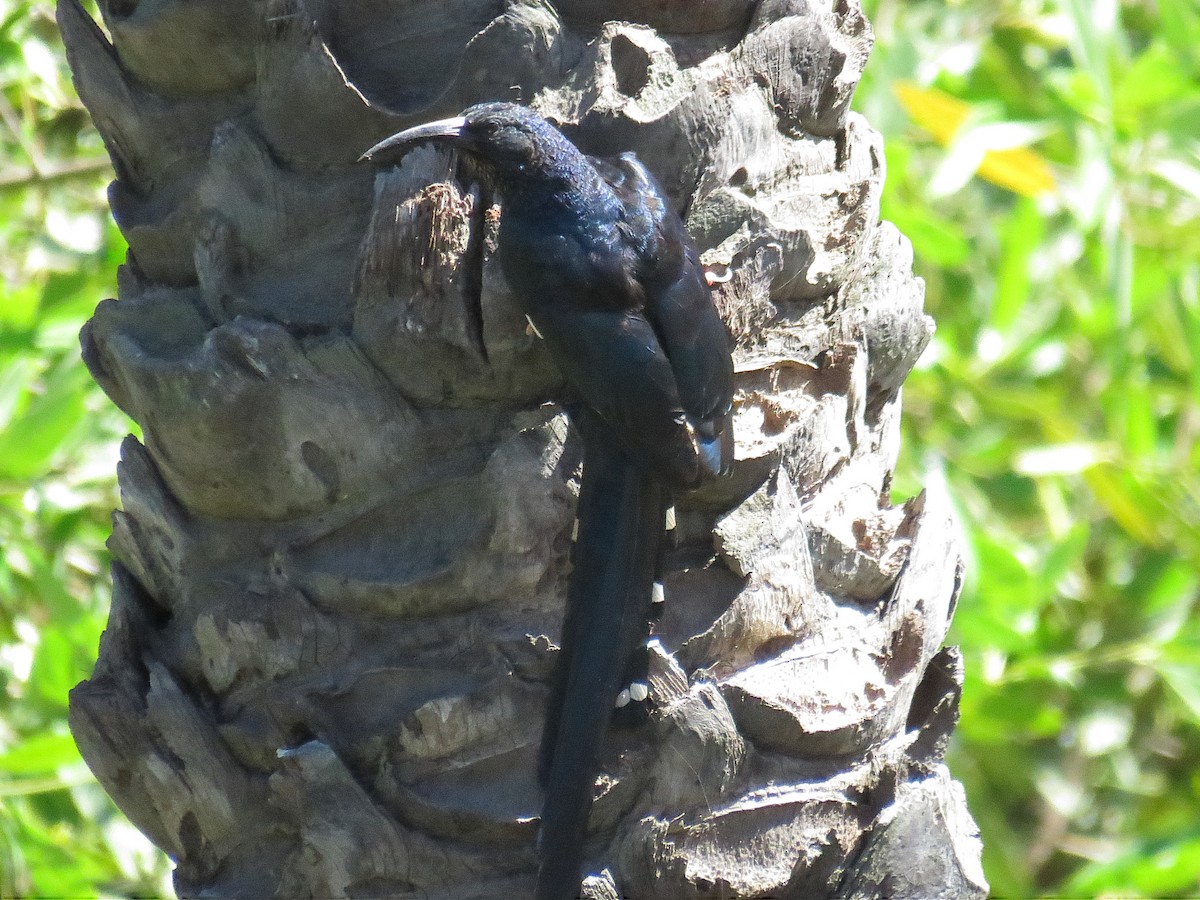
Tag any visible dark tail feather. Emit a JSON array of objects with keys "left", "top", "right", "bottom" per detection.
[{"left": 536, "top": 419, "right": 663, "bottom": 900}]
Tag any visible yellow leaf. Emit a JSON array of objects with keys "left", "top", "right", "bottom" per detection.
[
  {"left": 895, "top": 81, "right": 970, "bottom": 144},
  {"left": 894, "top": 82, "right": 1056, "bottom": 197},
  {"left": 978, "top": 147, "right": 1057, "bottom": 198}
]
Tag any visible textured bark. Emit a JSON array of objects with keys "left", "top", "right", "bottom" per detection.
[{"left": 62, "top": 0, "right": 988, "bottom": 896}]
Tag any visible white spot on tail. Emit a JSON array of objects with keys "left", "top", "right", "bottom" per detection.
[
  {"left": 629, "top": 682, "right": 649, "bottom": 702},
  {"left": 652, "top": 581, "right": 665, "bottom": 605},
  {"left": 664, "top": 506, "right": 676, "bottom": 531},
  {"left": 615, "top": 688, "right": 631, "bottom": 708}
]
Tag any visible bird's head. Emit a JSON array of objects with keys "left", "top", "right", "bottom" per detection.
[{"left": 361, "top": 102, "right": 578, "bottom": 190}]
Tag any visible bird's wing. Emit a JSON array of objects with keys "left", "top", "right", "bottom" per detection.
[
  {"left": 588, "top": 152, "right": 676, "bottom": 275},
  {"left": 649, "top": 248, "right": 735, "bottom": 476},
  {"left": 592, "top": 152, "right": 735, "bottom": 475},
  {"left": 533, "top": 302, "right": 701, "bottom": 487}
]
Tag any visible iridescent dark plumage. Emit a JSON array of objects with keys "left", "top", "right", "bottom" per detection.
[{"left": 364, "top": 102, "right": 734, "bottom": 900}]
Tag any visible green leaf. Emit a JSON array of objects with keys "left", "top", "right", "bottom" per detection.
[
  {"left": 1155, "top": 0, "right": 1200, "bottom": 72},
  {"left": 1067, "top": 832, "right": 1200, "bottom": 897},
  {"left": 0, "top": 281, "right": 40, "bottom": 331},
  {"left": 884, "top": 204, "right": 972, "bottom": 267},
  {"left": 0, "top": 360, "right": 88, "bottom": 480},
  {"left": 991, "top": 196, "right": 1044, "bottom": 331},
  {"left": 26, "top": 628, "right": 79, "bottom": 711},
  {"left": 1159, "top": 652, "right": 1200, "bottom": 725},
  {"left": 0, "top": 733, "right": 82, "bottom": 776}
]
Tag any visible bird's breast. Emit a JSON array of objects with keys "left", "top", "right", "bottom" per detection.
[{"left": 498, "top": 209, "right": 639, "bottom": 312}]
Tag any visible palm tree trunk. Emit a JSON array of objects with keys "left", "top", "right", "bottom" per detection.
[{"left": 61, "top": 0, "right": 988, "bottom": 896}]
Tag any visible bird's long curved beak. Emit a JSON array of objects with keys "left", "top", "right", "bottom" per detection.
[{"left": 359, "top": 116, "right": 468, "bottom": 163}]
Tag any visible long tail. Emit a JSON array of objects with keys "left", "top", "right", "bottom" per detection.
[{"left": 536, "top": 416, "right": 663, "bottom": 900}]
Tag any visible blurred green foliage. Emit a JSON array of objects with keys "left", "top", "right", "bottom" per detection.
[
  {"left": 0, "top": 0, "right": 168, "bottom": 895},
  {"left": 0, "top": 0, "right": 1196, "bottom": 896},
  {"left": 858, "top": 0, "right": 1200, "bottom": 896}
]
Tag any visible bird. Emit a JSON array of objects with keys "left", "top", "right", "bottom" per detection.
[{"left": 362, "top": 102, "right": 734, "bottom": 900}]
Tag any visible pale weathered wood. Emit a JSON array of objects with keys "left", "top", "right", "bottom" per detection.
[{"left": 63, "top": 0, "right": 987, "bottom": 895}]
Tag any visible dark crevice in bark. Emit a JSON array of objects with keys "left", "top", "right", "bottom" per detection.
[{"left": 462, "top": 181, "right": 490, "bottom": 364}]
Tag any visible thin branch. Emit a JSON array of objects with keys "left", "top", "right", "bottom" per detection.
[
  {"left": 0, "top": 156, "right": 113, "bottom": 191},
  {"left": 0, "top": 773, "right": 98, "bottom": 797},
  {"left": 0, "top": 90, "right": 40, "bottom": 166}
]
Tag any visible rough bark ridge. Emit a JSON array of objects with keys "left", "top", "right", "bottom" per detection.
[{"left": 61, "top": 0, "right": 988, "bottom": 896}]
